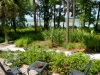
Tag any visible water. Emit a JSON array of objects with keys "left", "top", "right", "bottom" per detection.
[
  {"left": 25, "top": 15, "right": 94, "bottom": 27},
  {"left": 25, "top": 20, "right": 94, "bottom": 28}
]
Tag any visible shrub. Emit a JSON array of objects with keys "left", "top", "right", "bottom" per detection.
[
  {"left": 52, "top": 29, "right": 65, "bottom": 46},
  {"left": 69, "top": 29, "right": 83, "bottom": 42},
  {"left": 49, "top": 52, "right": 67, "bottom": 74},
  {"left": 0, "top": 37, "right": 4, "bottom": 43},
  {"left": 66, "top": 43, "right": 75, "bottom": 50},
  {"left": 82, "top": 32, "right": 100, "bottom": 52},
  {"left": 67, "top": 52, "right": 90, "bottom": 70},
  {"left": 10, "top": 50, "right": 100, "bottom": 75},
  {"left": 90, "top": 60, "right": 100, "bottom": 75},
  {"left": 14, "top": 35, "right": 32, "bottom": 47}
]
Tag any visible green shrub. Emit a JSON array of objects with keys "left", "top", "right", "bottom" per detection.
[
  {"left": 32, "top": 33, "right": 45, "bottom": 40},
  {"left": 11, "top": 49, "right": 55, "bottom": 66},
  {"left": 52, "top": 29, "right": 65, "bottom": 46},
  {"left": 82, "top": 32, "right": 100, "bottom": 51},
  {"left": 69, "top": 29, "right": 83, "bottom": 42},
  {"left": 49, "top": 52, "right": 67, "bottom": 74},
  {"left": 68, "top": 52, "right": 90, "bottom": 70},
  {"left": 0, "top": 51, "right": 8, "bottom": 58},
  {"left": 0, "top": 37, "right": 4, "bottom": 43},
  {"left": 90, "top": 60, "right": 100, "bottom": 75},
  {"left": 10, "top": 49, "right": 100, "bottom": 75},
  {"left": 66, "top": 43, "right": 75, "bottom": 50},
  {"left": 9, "top": 33, "right": 20, "bottom": 40},
  {"left": 14, "top": 35, "right": 32, "bottom": 47}
]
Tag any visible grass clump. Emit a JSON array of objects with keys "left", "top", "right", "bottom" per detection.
[{"left": 14, "top": 35, "right": 32, "bottom": 48}]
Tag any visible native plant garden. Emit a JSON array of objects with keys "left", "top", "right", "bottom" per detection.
[{"left": 0, "top": 0, "right": 100, "bottom": 75}]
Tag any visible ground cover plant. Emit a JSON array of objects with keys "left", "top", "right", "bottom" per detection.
[
  {"left": 7, "top": 27, "right": 100, "bottom": 52},
  {"left": 0, "top": 27, "right": 100, "bottom": 75},
  {"left": 1, "top": 49, "right": 100, "bottom": 75},
  {"left": 1, "top": 0, "right": 100, "bottom": 74},
  {"left": 0, "top": 26, "right": 100, "bottom": 52}
]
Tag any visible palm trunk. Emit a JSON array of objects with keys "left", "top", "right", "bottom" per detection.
[{"left": 2, "top": 17, "right": 9, "bottom": 44}]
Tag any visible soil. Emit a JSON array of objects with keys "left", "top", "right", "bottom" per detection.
[
  {"left": 41, "top": 40, "right": 99, "bottom": 53},
  {"left": 38, "top": 40, "right": 84, "bottom": 52}
]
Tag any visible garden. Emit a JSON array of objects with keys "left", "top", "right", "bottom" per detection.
[{"left": 0, "top": 27, "right": 100, "bottom": 75}]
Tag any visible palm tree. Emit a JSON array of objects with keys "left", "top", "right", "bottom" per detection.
[{"left": 0, "top": 0, "right": 19, "bottom": 44}]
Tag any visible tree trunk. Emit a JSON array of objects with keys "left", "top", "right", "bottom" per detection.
[
  {"left": 95, "top": 5, "right": 100, "bottom": 30},
  {"left": 54, "top": 4, "right": 56, "bottom": 28},
  {"left": 63, "top": 22, "right": 64, "bottom": 29},
  {"left": 33, "top": 0, "right": 37, "bottom": 32},
  {"left": 2, "top": 17, "right": 9, "bottom": 44},
  {"left": 88, "top": 7, "right": 91, "bottom": 27},
  {"left": 44, "top": 0, "right": 49, "bottom": 30},
  {"left": 57, "top": 4, "right": 61, "bottom": 28},
  {"left": 39, "top": 8, "right": 41, "bottom": 26},
  {"left": 72, "top": 0, "right": 75, "bottom": 32},
  {"left": 66, "top": 0, "right": 70, "bottom": 43},
  {"left": 83, "top": 4, "right": 86, "bottom": 28},
  {"left": 12, "top": 18, "right": 16, "bottom": 33}
]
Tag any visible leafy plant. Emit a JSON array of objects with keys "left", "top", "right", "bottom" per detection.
[
  {"left": 9, "top": 49, "right": 100, "bottom": 75},
  {"left": 0, "top": 37, "right": 4, "bottom": 43},
  {"left": 66, "top": 43, "right": 75, "bottom": 50}
]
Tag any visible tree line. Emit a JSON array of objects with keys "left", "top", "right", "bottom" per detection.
[{"left": 0, "top": 0, "right": 100, "bottom": 44}]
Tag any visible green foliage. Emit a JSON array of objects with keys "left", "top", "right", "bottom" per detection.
[
  {"left": 52, "top": 29, "right": 65, "bottom": 46},
  {"left": 66, "top": 43, "right": 75, "bottom": 50},
  {"left": 14, "top": 35, "right": 32, "bottom": 47},
  {"left": 14, "top": 30, "right": 45, "bottom": 48},
  {"left": 81, "top": 30, "right": 100, "bottom": 51},
  {"left": 0, "top": 51, "right": 8, "bottom": 58},
  {"left": 68, "top": 52, "right": 90, "bottom": 70},
  {"left": 1, "top": 27, "right": 100, "bottom": 52},
  {"left": 55, "top": 16, "right": 65, "bottom": 22},
  {"left": 90, "top": 60, "right": 100, "bottom": 75},
  {"left": 69, "top": 29, "right": 83, "bottom": 42},
  {"left": 10, "top": 50, "right": 100, "bottom": 75},
  {"left": 9, "top": 33, "right": 20, "bottom": 40},
  {"left": 69, "top": 29, "right": 100, "bottom": 52},
  {"left": 12, "top": 49, "right": 55, "bottom": 66},
  {"left": 49, "top": 52, "right": 67, "bottom": 74},
  {"left": 0, "top": 37, "right": 4, "bottom": 43},
  {"left": 42, "top": 28, "right": 66, "bottom": 47}
]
